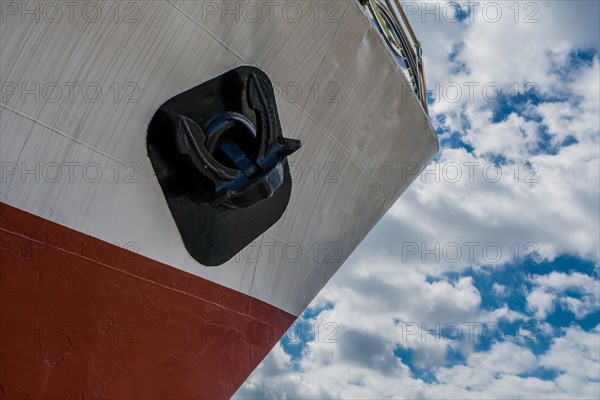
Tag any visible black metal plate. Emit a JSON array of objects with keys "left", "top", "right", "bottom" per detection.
[{"left": 147, "top": 66, "right": 295, "bottom": 266}]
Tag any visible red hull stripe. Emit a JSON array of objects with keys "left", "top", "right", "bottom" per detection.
[{"left": 0, "top": 202, "right": 295, "bottom": 399}]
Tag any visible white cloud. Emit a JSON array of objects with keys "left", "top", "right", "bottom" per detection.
[
  {"left": 540, "top": 325, "right": 600, "bottom": 391},
  {"left": 236, "top": 320, "right": 599, "bottom": 399},
  {"left": 388, "top": 141, "right": 599, "bottom": 274},
  {"left": 526, "top": 288, "right": 557, "bottom": 320},
  {"left": 527, "top": 272, "right": 600, "bottom": 319},
  {"left": 492, "top": 283, "right": 506, "bottom": 296}
]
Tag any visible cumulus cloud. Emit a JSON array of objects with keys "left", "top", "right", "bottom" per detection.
[
  {"left": 237, "top": 318, "right": 599, "bottom": 399},
  {"left": 540, "top": 325, "right": 600, "bottom": 383},
  {"left": 527, "top": 272, "right": 600, "bottom": 319}
]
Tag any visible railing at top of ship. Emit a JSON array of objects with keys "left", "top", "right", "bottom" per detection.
[{"left": 360, "top": 0, "right": 428, "bottom": 114}]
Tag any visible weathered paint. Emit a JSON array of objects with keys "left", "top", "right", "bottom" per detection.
[{"left": 0, "top": 202, "right": 295, "bottom": 399}]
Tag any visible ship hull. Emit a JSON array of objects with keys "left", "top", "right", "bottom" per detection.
[
  {"left": 1, "top": 202, "right": 295, "bottom": 399},
  {"left": 0, "top": 1, "right": 438, "bottom": 397}
]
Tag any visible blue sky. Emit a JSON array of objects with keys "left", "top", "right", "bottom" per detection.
[{"left": 235, "top": 1, "right": 599, "bottom": 398}]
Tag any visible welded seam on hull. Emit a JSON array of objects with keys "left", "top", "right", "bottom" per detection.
[
  {"left": 247, "top": 233, "right": 265, "bottom": 315},
  {"left": 167, "top": 0, "right": 246, "bottom": 63},
  {"left": 0, "top": 221, "right": 274, "bottom": 323},
  {"left": 0, "top": 103, "right": 152, "bottom": 180}
]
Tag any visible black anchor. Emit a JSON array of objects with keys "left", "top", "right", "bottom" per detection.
[
  {"left": 174, "top": 73, "right": 301, "bottom": 209},
  {"left": 147, "top": 66, "right": 302, "bottom": 265}
]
